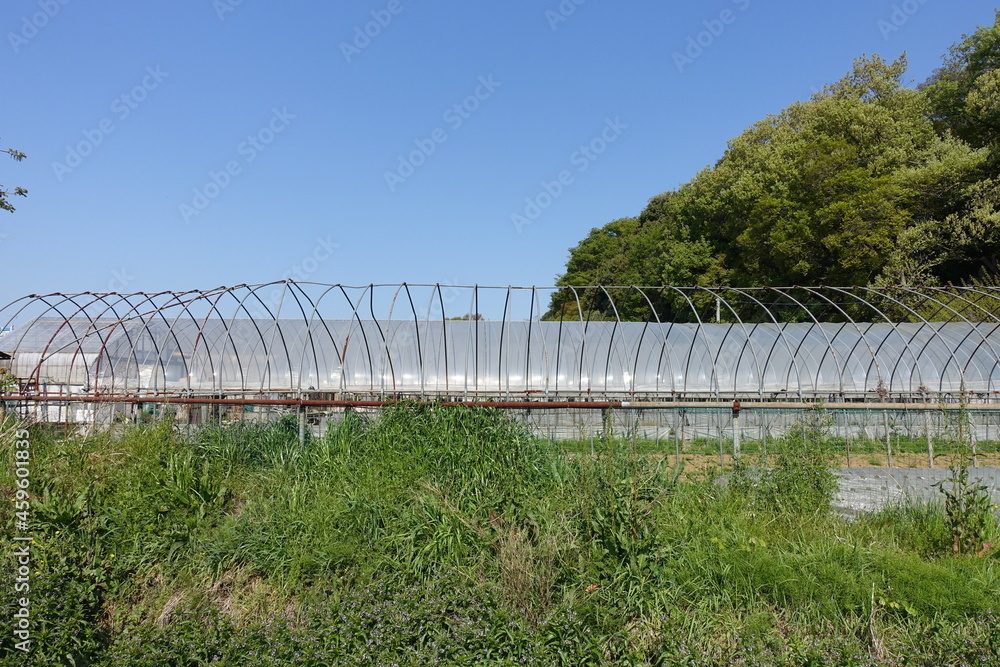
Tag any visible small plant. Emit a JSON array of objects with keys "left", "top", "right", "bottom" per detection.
[
  {"left": 935, "top": 463, "right": 995, "bottom": 555},
  {"left": 732, "top": 405, "right": 837, "bottom": 514},
  {"left": 934, "top": 388, "right": 996, "bottom": 555}
]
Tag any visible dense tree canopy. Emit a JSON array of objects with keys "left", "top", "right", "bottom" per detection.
[{"left": 548, "top": 12, "right": 1000, "bottom": 321}]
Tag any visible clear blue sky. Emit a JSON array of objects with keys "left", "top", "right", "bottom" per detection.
[{"left": 1, "top": 0, "right": 997, "bottom": 308}]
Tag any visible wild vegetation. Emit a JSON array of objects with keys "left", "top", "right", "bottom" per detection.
[
  {"left": 1, "top": 404, "right": 998, "bottom": 666},
  {"left": 547, "top": 13, "right": 1000, "bottom": 321}
]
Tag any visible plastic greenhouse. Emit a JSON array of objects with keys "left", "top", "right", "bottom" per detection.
[
  {"left": 3, "top": 283, "right": 1000, "bottom": 400},
  {"left": 3, "top": 283, "right": 1000, "bottom": 455}
]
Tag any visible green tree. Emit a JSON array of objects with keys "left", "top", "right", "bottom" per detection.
[
  {"left": 701, "top": 54, "right": 983, "bottom": 287},
  {"left": 548, "top": 43, "right": 995, "bottom": 320},
  {"left": 923, "top": 10, "right": 1000, "bottom": 153},
  {"left": 875, "top": 178, "right": 1000, "bottom": 286}
]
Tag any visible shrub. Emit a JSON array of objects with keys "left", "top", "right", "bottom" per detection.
[{"left": 732, "top": 407, "right": 837, "bottom": 514}]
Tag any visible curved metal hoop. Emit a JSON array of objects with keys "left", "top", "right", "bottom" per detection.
[{"left": 3, "top": 283, "right": 999, "bottom": 403}]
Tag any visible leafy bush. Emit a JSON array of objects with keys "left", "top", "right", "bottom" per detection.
[
  {"left": 936, "top": 463, "right": 997, "bottom": 554},
  {"left": 0, "top": 533, "right": 112, "bottom": 666},
  {"left": 732, "top": 407, "right": 838, "bottom": 514}
]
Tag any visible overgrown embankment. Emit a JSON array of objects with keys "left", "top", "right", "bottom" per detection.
[{"left": 1, "top": 405, "right": 998, "bottom": 665}]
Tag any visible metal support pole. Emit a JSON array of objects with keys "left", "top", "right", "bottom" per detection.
[
  {"left": 673, "top": 411, "right": 681, "bottom": 468},
  {"left": 971, "top": 412, "right": 979, "bottom": 467},
  {"left": 925, "top": 410, "right": 934, "bottom": 468},
  {"left": 718, "top": 409, "right": 725, "bottom": 468},
  {"left": 298, "top": 404, "right": 306, "bottom": 450},
  {"left": 732, "top": 400, "right": 741, "bottom": 464},
  {"left": 883, "top": 411, "right": 892, "bottom": 468}
]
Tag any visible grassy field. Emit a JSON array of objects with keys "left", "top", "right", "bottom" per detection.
[{"left": 1, "top": 405, "right": 998, "bottom": 666}]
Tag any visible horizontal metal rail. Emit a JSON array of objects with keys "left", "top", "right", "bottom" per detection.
[{"left": 4, "top": 394, "right": 1000, "bottom": 412}]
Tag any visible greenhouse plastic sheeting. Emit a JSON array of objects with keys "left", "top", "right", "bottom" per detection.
[{"left": 2, "top": 284, "right": 1000, "bottom": 399}]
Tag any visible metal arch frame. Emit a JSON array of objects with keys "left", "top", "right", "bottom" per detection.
[
  {"left": 650, "top": 287, "right": 681, "bottom": 396},
  {"left": 155, "top": 289, "right": 224, "bottom": 394},
  {"left": 313, "top": 283, "right": 374, "bottom": 395},
  {"left": 267, "top": 282, "right": 316, "bottom": 394},
  {"left": 663, "top": 286, "right": 719, "bottom": 398},
  {"left": 432, "top": 284, "right": 451, "bottom": 395},
  {"left": 369, "top": 284, "right": 397, "bottom": 397},
  {"left": 401, "top": 284, "right": 425, "bottom": 399},
  {"left": 628, "top": 286, "right": 674, "bottom": 396},
  {"left": 229, "top": 284, "right": 291, "bottom": 394},
  {"left": 878, "top": 289, "right": 948, "bottom": 393},
  {"left": 218, "top": 286, "right": 281, "bottom": 394},
  {"left": 380, "top": 283, "right": 438, "bottom": 397},
  {"left": 72, "top": 294, "right": 137, "bottom": 393},
  {"left": 294, "top": 283, "right": 342, "bottom": 393},
  {"left": 798, "top": 287, "right": 883, "bottom": 396},
  {"left": 121, "top": 290, "right": 204, "bottom": 394},
  {"left": 193, "top": 287, "right": 254, "bottom": 394},
  {"left": 413, "top": 284, "right": 452, "bottom": 396},
  {"left": 106, "top": 291, "right": 185, "bottom": 395},
  {"left": 75, "top": 291, "right": 173, "bottom": 394},
  {"left": 28, "top": 294, "right": 107, "bottom": 392},
  {"left": 523, "top": 286, "right": 549, "bottom": 396},
  {"left": 856, "top": 287, "right": 960, "bottom": 396},
  {"left": 6, "top": 283, "right": 1000, "bottom": 403},
  {"left": 467, "top": 285, "right": 479, "bottom": 395},
  {"left": 384, "top": 285, "right": 409, "bottom": 394},
  {"left": 722, "top": 287, "right": 805, "bottom": 399},
  {"left": 577, "top": 286, "right": 598, "bottom": 394},
  {"left": 28, "top": 294, "right": 110, "bottom": 392},
  {"left": 928, "top": 286, "right": 1000, "bottom": 394},
  {"left": 767, "top": 287, "right": 845, "bottom": 397},
  {"left": 598, "top": 285, "right": 623, "bottom": 395},
  {"left": 890, "top": 286, "right": 1000, "bottom": 395},
  {"left": 699, "top": 286, "right": 771, "bottom": 398},
  {"left": 566, "top": 285, "right": 588, "bottom": 395},
  {"left": 699, "top": 287, "right": 740, "bottom": 398},
  {"left": 823, "top": 286, "right": 925, "bottom": 396},
  {"left": 258, "top": 282, "right": 298, "bottom": 394},
  {"left": 708, "top": 288, "right": 766, "bottom": 398}
]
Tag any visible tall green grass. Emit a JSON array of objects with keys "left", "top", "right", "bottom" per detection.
[{"left": 0, "top": 406, "right": 998, "bottom": 665}]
